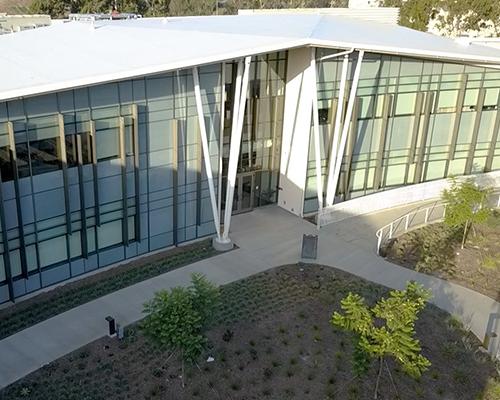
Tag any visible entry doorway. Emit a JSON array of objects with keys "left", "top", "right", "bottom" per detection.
[{"left": 232, "top": 172, "right": 255, "bottom": 214}]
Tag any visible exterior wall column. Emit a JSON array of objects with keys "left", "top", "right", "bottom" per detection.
[
  {"left": 278, "top": 47, "right": 317, "bottom": 216},
  {"left": 310, "top": 47, "right": 324, "bottom": 222}
]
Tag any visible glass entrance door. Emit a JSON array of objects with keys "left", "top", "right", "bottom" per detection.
[{"left": 233, "top": 173, "right": 254, "bottom": 214}]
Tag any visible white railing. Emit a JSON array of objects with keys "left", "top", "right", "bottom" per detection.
[
  {"left": 375, "top": 192, "right": 500, "bottom": 255},
  {"left": 375, "top": 202, "right": 447, "bottom": 255}
]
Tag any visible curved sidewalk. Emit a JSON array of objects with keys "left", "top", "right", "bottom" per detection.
[{"left": 0, "top": 204, "right": 499, "bottom": 388}]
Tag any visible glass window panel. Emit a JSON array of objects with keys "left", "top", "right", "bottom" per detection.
[
  {"left": 15, "top": 143, "right": 30, "bottom": 178},
  {"left": 389, "top": 116, "right": 413, "bottom": 149},
  {"left": 128, "top": 216, "right": 135, "bottom": 241},
  {"left": 350, "top": 168, "right": 366, "bottom": 191},
  {"left": 66, "top": 135, "right": 78, "bottom": 168},
  {"left": 472, "top": 157, "right": 487, "bottom": 173},
  {"left": 456, "top": 113, "right": 475, "bottom": 144},
  {"left": 484, "top": 88, "right": 500, "bottom": 106},
  {"left": 464, "top": 89, "right": 479, "bottom": 109},
  {"left": 39, "top": 236, "right": 67, "bottom": 268},
  {"left": 97, "top": 220, "right": 122, "bottom": 249},
  {"left": 0, "top": 256, "right": 5, "bottom": 282},
  {"left": 448, "top": 159, "right": 466, "bottom": 176},
  {"left": 478, "top": 110, "right": 497, "bottom": 143},
  {"left": 96, "top": 127, "right": 119, "bottom": 161},
  {"left": 395, "top": 93, "right": 416, "bottom": 115},
  {"left": 9, "top": 250, "right": 22, "bottom": 278},
  {"left": 399, "top": 60, "right": 423, "bottom": 76},
  {"left": 430, "top": 114, "right": 454, "bottom": 146},
  {"left": 87, "top": 227, "right": 96, "bottom": 253},
  {"left": 80, "top": 132, "right": 93, "bottom": 165},
  {"left": 425, "top": 160, "right": 446, "bottom": 180},
  {"left": 0, "top": 146, "right": 13, "bottom": 181},
  {"left": 26, "top": 244, "right": 38, "bottom": 272},
  {"left": 69, "top": 231, "right": 82, "bottom": 258},
  {"left": 437, "top": 90, "right": 458, "bottom": 112},
  {"left": 359, "top": 96, "right": 374, "bottom": 119},
  {"left": 385, "top": 164, "right": 406, "bottom": 186},
  {"left": 29, "top": 137, "right": 62, "bottom": 175}
]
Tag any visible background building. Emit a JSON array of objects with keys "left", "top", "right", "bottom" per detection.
[
  {"left": 0, "top": 13, "right": 50, "bottom": 34},
  {"left": 0, "top": 14, "right": 499, "bottom": 303}
]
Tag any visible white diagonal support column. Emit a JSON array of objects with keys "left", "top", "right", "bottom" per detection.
[
  {"left": 217, "top": 62, "right": 226, "bottom": 227},
  {"left": 310, "top": 47, "right": 324, "bottom": 217},
  {"left": 221, "top": 56, "right": 251, "bottom": 243},
  {"left": 325, "top": 54, "right": 349, "bottom": 207},
  {"left": 329, "top": 50, "right": 364, "bottom": 207},
  {"left": 193, "top": 66, "right": 221, "bottom": 239}
]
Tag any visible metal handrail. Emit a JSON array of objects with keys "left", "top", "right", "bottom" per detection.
[
  {"left": 375, "top": 192, "right": 500, "bottom": 255},
  {"left": 375, "top": 203, "right": 447, "bottom": 255}
]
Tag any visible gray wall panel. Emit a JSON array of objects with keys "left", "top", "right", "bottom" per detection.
[
  {"left": 150, "top": 232, "right": 172, "bottom": 251},
  {"left": 25, "top": 275, "right": 41, "bottom": 292},
  {"left": 98, "top": 246, "right": 125, "bottom": 267},
  {"left": 41, "top": 263, "right": 70, "bottom": 287},
  {"left": 12, "top": 278, "right": 26, "bottom": 297},
  {"left": 70, "top": 259, "right": 85, "bottom": 277}
]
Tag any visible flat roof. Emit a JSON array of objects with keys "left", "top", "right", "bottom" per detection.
[{"left": 1, "top": 14, "right": 500, "bottom": 102}]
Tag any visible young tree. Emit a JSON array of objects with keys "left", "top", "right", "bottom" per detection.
[
  {"left": 142, "top": 273, "right": 219, "bottom": 387},
  {"left": 331, "top": 282, "right": 432, "bottom": 400},
  {"left": 442, "top": 178, "right": 492, "bottom": 249}
]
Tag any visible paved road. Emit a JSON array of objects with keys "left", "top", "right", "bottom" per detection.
[{"left": 0, "top": 203, "right": 498, "bottom": 388}]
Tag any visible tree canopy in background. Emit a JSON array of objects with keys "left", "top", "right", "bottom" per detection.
[
  {"left": 29, "top": 0, "right": 347, "bottom": 18},
  {"left": 382, "top": 0, "right": 500, "bottom": 34},
  {"left": 29, "top": 0, "right": 500, "bottom": 36}
]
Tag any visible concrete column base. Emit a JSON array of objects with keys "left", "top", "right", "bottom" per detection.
[{"left": 212, "top": 236, "right": 234, "bottom": 252}]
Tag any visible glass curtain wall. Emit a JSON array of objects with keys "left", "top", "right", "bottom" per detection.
[
  {"left": 304, "top": 49, "right": 500, "bottom": 213},
  {"left": 0, "top": 65, "right": 222, "bottom": 303},
  {"left": 221, "top": 51, "right": 287, "bottom": 211}
]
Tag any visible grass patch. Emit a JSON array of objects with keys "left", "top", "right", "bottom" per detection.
[{"left": 0, "top": 239, "right": 217, "bottom": 340}]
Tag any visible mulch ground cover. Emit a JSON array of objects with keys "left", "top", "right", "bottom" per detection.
[
  {"left": 1, "top": 263, "right": 498, "bottom": 400},
  {"left": 384, "top": 212, "right": 500, "bottom": 301}
]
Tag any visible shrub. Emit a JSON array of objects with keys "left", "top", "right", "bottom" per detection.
[
  {"left": 141, "top": 273, "right": 219, "bottom": 387},
  {"left": 442, "top": 178, "right": 492, "bottom": 249},
  {"left": 331, "top": 282, "right": 432, "bottom": 399}
]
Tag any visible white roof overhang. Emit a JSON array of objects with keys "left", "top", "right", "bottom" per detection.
[{"left": 1, "top": 14, "right": 499, "bottom": 102}]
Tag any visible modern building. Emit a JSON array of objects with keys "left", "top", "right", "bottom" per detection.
[
  {"left": 0, "top": 13, "right": 51, "bottom": 34},
  {"left": 0, "top": 14, "right": 499, "bottom": 304},
  {"left": 238, "top": 5, "right": 400, "bottom": 25}
]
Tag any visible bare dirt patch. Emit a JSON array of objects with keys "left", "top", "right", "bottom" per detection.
[
  {"left": 1, "top": 264, "right": 497, "bottom": 400},
  {"left": 384, "top": 212, "right": 500, "bottom": 301}
]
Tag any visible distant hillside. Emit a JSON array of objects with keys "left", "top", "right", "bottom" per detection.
[{"left": 0, "top": 0, "right": 32, "bottom": 14}]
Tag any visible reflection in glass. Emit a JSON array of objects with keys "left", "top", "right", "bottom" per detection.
[
  {"left": 29, "top": 137, "right": 61, "bottom": 175},
  {"left": 15, "top": 143, "right": 30, "bottom": 178},
  {"left": 0, "top": 146, "right": 13, "bottom": 181}
]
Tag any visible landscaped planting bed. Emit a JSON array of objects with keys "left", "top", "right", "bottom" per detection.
[
  {"left": 384, "top": 211, "right": 500, "bottom": 301},
  {"left": 0, "top": 239, "right": 217, "bottom": 340},
  {"left": 1, "top": 264, "right": 498, "bottom": 400}
]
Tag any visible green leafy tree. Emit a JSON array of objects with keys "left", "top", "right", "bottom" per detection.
[
  {"left": 382, "top": 0, "right": 500, "bottom": 34},
  {"left": 442, "top": 178, "right": 492, "bottom": 249},
  {"left": 141, "top": 273, "right": 219, "bottom": 387},
  {"left": 437, "top": 0, "right": 500, "bottom": 37},
  {"left": 30, "top": 0, "right": 81, "bottom": 18},
  {"left": 381, "top": 0, "right": 435, "bottom": 31},
  {"left": 331, "top": 282, "right": 432, "bottom": 399}
]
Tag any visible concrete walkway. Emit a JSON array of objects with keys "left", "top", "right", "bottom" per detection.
[{"left": 0, "top": 203, "right": 499, "bottom": 388}]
